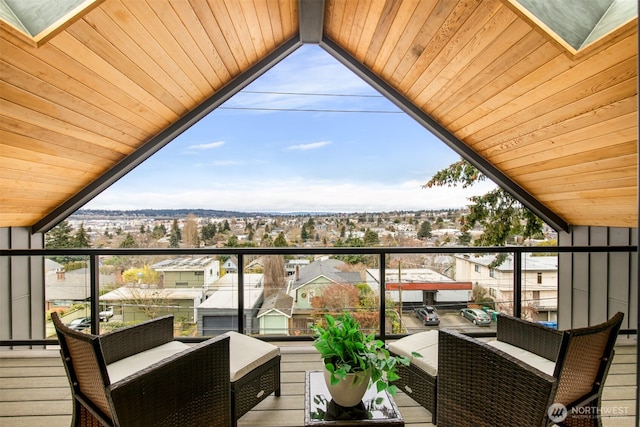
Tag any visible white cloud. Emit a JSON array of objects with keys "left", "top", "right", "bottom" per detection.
[
  {"left": 86, "top": 178, "right": 497, "bottom": 213},
  {"left": 287, "top": 141, "right": 331, "bottom": 150},
  {"left": 187, "top": 141, "right": 225, "bottom": 150}
]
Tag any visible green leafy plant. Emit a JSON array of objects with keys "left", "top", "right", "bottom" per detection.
[{"left": 311, "top": 311, "right": 417, "bottom": 396}]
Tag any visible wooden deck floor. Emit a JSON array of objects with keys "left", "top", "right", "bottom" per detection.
[{"left": 0, "top": 340, "right": 636, "bottom": 427}]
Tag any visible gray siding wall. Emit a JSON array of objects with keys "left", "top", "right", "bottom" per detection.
[
  {"left": 559, "top": 226, "right": 638, "bottom": 330},
  {"left": 0, "top": 227, "right": 45, "bottom": 344}
]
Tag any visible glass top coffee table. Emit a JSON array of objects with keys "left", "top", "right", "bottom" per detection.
[{"left": 304, "top": 370, "right": 404, "bottom": 426}]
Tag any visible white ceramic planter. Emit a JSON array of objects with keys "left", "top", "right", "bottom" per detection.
[{"left": 323, "top": 368, "right": 371, "bottom": 407}]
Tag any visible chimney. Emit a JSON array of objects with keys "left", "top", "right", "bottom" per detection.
[
  {"left": 295, "top": 265, "right": 300, "bottom": 281},
  {"left": 56, "top": 269, "right": 65, "bottom": 281}
]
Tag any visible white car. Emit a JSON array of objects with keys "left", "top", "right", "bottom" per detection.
[{"left": 99, "top": 307, "right": 113, "bottom": 322}]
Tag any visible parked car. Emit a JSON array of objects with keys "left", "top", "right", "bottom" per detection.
[
  {"left": 460, "top": 308, "right": 491, "bottom": 326},
  {"left": 67, "top": 317, "right": 91, "bottom": 331},
  {"left": 415, "top": 306, "right": 440, "bottom": 326},
  {"left": 423, "top": 306, "right": 440, "bottom": 326},
  {"left": 99, "top": 306, "right": 113, "bottom": 322}
]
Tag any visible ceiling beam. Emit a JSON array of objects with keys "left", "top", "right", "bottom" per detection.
[
  {"left": 299, "top": 0, "right": 325, "bottom": 44},
  {"left": 320, "top": 36, "right": 569, "bottom": 233},
  {"left": 33, "top": 36, "right": 302, "bottom": 234}
]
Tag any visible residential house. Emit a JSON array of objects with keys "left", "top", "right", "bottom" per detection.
[
  {"left": 287, "top": 259, "right": 362, "bottom": 334},
  {"left": 257, "top": 291, "right": 294, "bottom": 336},
  {"left": 284, "top": 258, "right": 310, "bottom": 276},
  {"left": 97, "top": 257, "right": 220, "bottom": 323},
  {"left": 221, "top": 256, "right": 238, "bottom": 274},
  {"left": 196, "top": 273, "right": 264, "bottom": 336},
  {"left": 152, "top": 257, "right": 220, "bottom": 290},
  {"left": 454, "top": 254, "right": 558, "bottom": 322}
]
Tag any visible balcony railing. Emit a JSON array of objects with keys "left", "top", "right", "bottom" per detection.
[{"left": 1, "top": 244, "right": 636, "bottom": 347}]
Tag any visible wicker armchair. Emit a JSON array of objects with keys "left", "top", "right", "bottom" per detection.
[
  {"left": 52, "top": 313, "right": 232, "bottom": 427},
  {"left": 436, "top": 312, "right": 624, "bottom": 427}
]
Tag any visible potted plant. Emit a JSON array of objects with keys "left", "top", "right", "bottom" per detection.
[{"left": 311, "top": 311, "right": 415, "bottom": 407}]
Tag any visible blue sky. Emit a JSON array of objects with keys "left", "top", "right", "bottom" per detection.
[{"left": 86, "top": 45, "right": 495, "bottom": 213}]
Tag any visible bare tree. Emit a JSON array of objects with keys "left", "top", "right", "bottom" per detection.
[
  {"left": 263, "top": 255, "right": 286, "bottom": 298},
  {"left": 182, "top": 214, "right": 200, "bottom": 248},
  {"left": 116, "top": 287, "right": 172, "bottom": 320}
]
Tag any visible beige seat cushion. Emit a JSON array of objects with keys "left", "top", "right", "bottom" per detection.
[
  {"left": 107, "top": 341, "right": 190, "bottom": 383},
  {"left": 223, "top": 331, "right": 280, "bottom": 382},
  {"left": 389, "top": 330, "right": 439, "bottom": 377},
  {"left": 487, "top": 340, "right": 556, "bottom": 376}
]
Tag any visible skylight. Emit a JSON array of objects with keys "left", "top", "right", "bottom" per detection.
[
  {"left": 507, "top": 0, "right": 637, "bottom": 56},
  {"left": 0, "top": 0, "right": 102, "bottom": 47}
]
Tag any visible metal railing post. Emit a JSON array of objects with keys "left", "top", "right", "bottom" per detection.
[
  {"left": 513, "top": 250, "right": 522, "bottom": 318},
  {"left": 90, "top": 254, "right": 100, "bottom": 334},
  {"left": 238, "top": 254, "right": 244, "bottom": 333},
  {"left": 379, "top": 253, "right": 386, "bottom": 340}
]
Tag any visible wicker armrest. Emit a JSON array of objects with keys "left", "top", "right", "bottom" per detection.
[
  {"left": 108, "top": 335, "right": 232, "bottom": 427},
  {"left": 100, "top": 316, "right": 175, "bottom": 364},
  {"left": 496, "top": 314, "right": 563, "bottom": 362},
  {"left": 437, "top": 329, "right": 557, "bottom": 427}
]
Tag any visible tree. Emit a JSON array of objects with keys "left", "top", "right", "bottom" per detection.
[
  {"left": 424, "top": 158, "right": 545, "bottom": 265},
  {"left": 201, "top": 222, "right": 217, "bottom": 244},
  {"left": 151, "top": 224, "right": 166, "bottom": 239},
  {"left": 274, "top": 232, "right": 288, "bottom": 247},
  {"left": 119, "top": 233, "right": 137, "bottom": 248},
  {"left": 182, "top": 214, "right": 200, "bottom": 248},
  {"left": 73, "top": 223, "right": 91, "bottom": 247},
  {"left": 363, "top": 229, "right": 379, "bottom": 246},
  {"left": 417, "top": 221, "right": 432, "bottom": 239},
  {"left": 457, "top": 230, "right": 472, "bottom": 246},
  {"left": 46, "top": 220, "right": 74, "bottom": 248},
  {"left": 263, "top": 255, "right": 286, "bottom": 298},
  {"left": 169, "top": 219, "right": 181, "bottom": 248}
]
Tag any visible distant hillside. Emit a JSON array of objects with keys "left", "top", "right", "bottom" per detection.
[{"left": 72, "top": 209, "right": 267, "bottom": 219}]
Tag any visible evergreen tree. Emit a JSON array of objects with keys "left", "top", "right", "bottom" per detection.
[
  {"left": 363, "top": 228, "right": 379, "bottom": 246},
  {"left": 151, "top": 224, "right": 166, "bottom": 239},
  {"left": 274, "top": 232, "right": 288, "bottom": 247},
  {"left": 201, "top": 223, "right": 217, "bottom": 244},
  {"left": 46, "top": 220, "right": 74, "bottom": 248},
  {"left": 417, "top": 221, "right": 432, "bottom": 239},
  {"left": 119, "top": 233, "right": 137, "bottom": 248},
  {"left": 458, "top": 230, "right": 472, "bottom": 246},
  {"left": 73, "top": 223, "right": 91, "bottom": 247},
  {"left": 425, "top": 158, "right": 545, "bottom": 266},
  {"left": 168, "top": 219, "right": 181, "bottom": 248},
  {"left": 225, "top": 235, "right": 239, "bottom": 247}
]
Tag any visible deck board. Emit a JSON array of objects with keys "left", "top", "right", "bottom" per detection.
[{"left": 0, "top": 340, "right": 636, "bottom": 427}]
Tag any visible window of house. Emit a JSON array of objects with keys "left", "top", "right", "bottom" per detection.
[
  {"left": 537, "top": 272, "right": 542, "bottom": 284},
  {"left": 474, "top": 265, "right": 480, "bottom": 273},
  {"left": 489, "top": 268, "right": 495, "bottom": 278}
]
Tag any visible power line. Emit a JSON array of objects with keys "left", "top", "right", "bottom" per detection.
[
  {"left": 240, "top": 90, "right": 384, "bottom": 98},
  {"left": 219, "top": 107, "right": 402, "bottom": 114}
]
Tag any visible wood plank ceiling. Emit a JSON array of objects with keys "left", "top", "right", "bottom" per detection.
[{"left": 0, "top": 0, "right": 637, "bottom": 231}]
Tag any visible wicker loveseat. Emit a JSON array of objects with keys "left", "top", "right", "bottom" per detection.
[
  {"left": 53, "top": 313, "right": 281, "bottom": 427},
  {"left": 52, "top": 312, "right": 232, "bottom": 426},
  {"left": 390, "top": 312, "right": 624, "bottom": 427}
]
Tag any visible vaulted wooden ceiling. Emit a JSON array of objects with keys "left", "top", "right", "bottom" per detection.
[{"left": 0, "top": 0, "right": 637, "bottom": 232}]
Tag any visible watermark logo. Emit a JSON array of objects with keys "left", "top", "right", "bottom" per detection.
[{"left": 548, "top": 403, "right": 568, "bottom": 423}]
